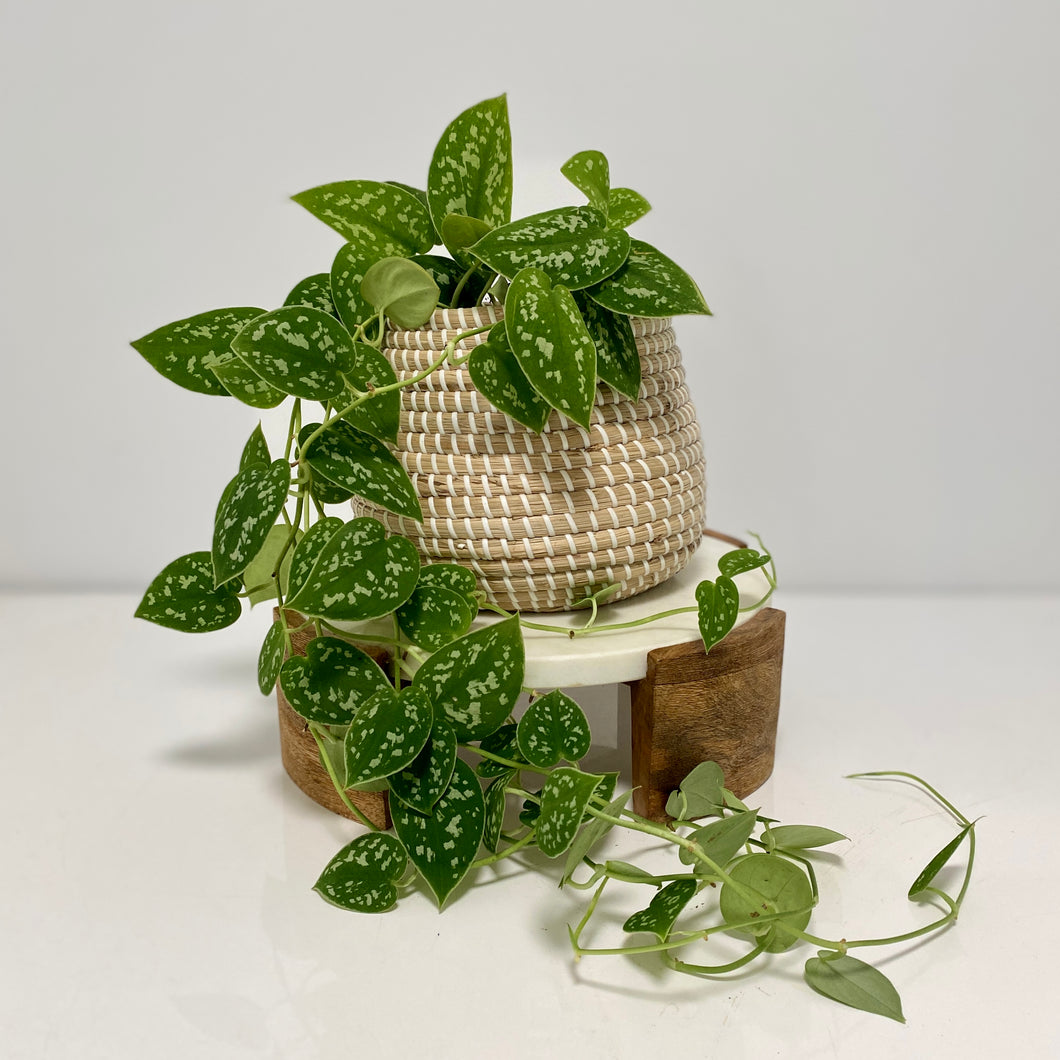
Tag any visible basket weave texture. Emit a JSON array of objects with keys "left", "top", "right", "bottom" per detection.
[{"left": 355, "top": 306, "right": 706, "bottom": 612}]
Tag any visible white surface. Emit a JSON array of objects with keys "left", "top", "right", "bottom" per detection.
[
  {"left": 3, "top": 590, "right": 1060, "bottom": 1059},
  {"left": 3, "top": 1, "right": 1060, "bottom": 593}
]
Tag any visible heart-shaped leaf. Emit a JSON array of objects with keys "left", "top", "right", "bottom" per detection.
[
  {"left": 242, "top": 523, "right": 298, "bottom": 605},
  {"left": 344, "top": 684, "right": 434, "bottom": 787},
  {"left": 301, "top": 420, "right": 421, "bottom": 522},
  {"left": 286, "top": 516, "right": 343, "bottom": 600},
  {"left": 338, "top": 343, "right": 400, "bottom": 442},
  {"left": 696, "top": 576, "right": 740, "bottom": 654},
  {"left": 561, "top": 150, "right": 610, "bottom": 214},
  {"left": 131, "top": 307, "right": 264, "bottom": 396},
  {"left": 392, "top": 757, "right": 485, "bottom": 909},
  {"left": 719, "top": 853, "right": 813, "bottom": 953},
  {"left": 804, "top": 953, "right": 906, "bottom": 1023},
  {"left": 396, "top": 584, "right": 473, "bottom": 652},
  {"left": 536, "top": 767, "right": 606, "bottom": 858},
  {"left": 257, "top": 618, "right": 286, "bottom": 695},
  {"left": 361, "top": 256, "right": 440, "bottom": 330},
  {"left": 284, "top": 272, "right": 338, "bottom": 316},
  {"left": 623, "top": 878, "right": 698, "bottom": 940},
  {"left": 330, "top": 242, "right": 379, "bottom": 335},
  {"left": 212, "top": 459, "right": 291, "bottom": 586},
  {"left": 576, "top": 294, "right": 641, "bottom": 399},
  {"left": 239, "top": 423, "right": 270, "bottom": 471},
  {"left": 135, "top": 552, "right": 242, "bottom": 632},
  {"left": 284, "top": 517, "right": 419, "bottom": 621},
  {"left": 516, "top": 689, "right": 591, "bottom": 769},
  {"left": 387, "top": 719, "right": 458, "bottom": 815},
  {"left": 440, "top": 214, "right": 493, "bottom": 254},
  {"left": 768, "top": 825, "right": 848, "bottom": 852},
  {"left": 561, "top": 788, "right": 632, "bottom": 885},
  {"left": 607, "top": 187, "right": 651, "bottom": 229},
  {"left": 412, "top": 616, "right": 524, "bottom": 741},
  {"left": 278, "top": 636, "right": 391, "bottom": 726},
  {"left": 471, "top": 206, "right": 629, "bottom": 291},
  {"left": 482, "top": 770, "right": 515, "bottom": 853},
  {"left": 427, "top": 95, "right": 513, "bottom": 250},
  {"left": 313, "top": 832, "right": 408, "bottom": 913},
  {"left": 717, "top": 548, "right": 772, "bottom": 578},
  {"left": 231, "top": 307, "right": 355, "bottom": 402},
  {"left": 587, "top": 239, "right": 710, "bottom": 317},
  {"left": 385, "top": 181, "right": 440, "bottom": 245},
  {"left": 467, "top": 322, "right": 551, "bottom": 432},
  {"left": 665, "top": 760, "right": 727, "bottom": 821},
  {"left": 680, "top": 809, "right": 759, "bottom": 868},
  {"left": 506, "top": 267, "right": 596, "bottom": 428}
]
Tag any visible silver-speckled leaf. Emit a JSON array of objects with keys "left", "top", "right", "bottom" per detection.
[
  {"left": 475, "top": 723, "right": 523, "bottom": 778},
  {"left": 340, "top": 343, "right": 400, "bottom": 442},
  {"left": 536, "top": 767, "right": 606, "bottom": 858},
  {"left": 283, "top": 517, "right": 419, "bottom": 621},
  {"left": 408, "top": 255, "right": 464, "bottom": 308},
  {"left": 622, "top": 878, "right": 698, "bottom": 940},
  {"left": 239, "top": 423, "right": 270, "bottom": 471},
  {"left": 516, "top": 689, "right": 591, "bottom": 769},
  {"left": 607, "top": 187, "right": 651, "bottom": 229},
  {"left": 396, "top": 584, "right": 473, "bottom": 652},
  {"left": 679, "top": 808, "right": 758, "bottom": 867},
  {"left": 313, "top": 831, "right": 408, "bottom": 914},
  {"left": 587, "top": 239, "right": 710, "bottom": 317},
  {"left": 481, "top": 769, "right": 514, "bottom": 853},
  {"left": 279, "top": 635, "right": 391, "bottom": 726},
  {"left": 212, "top": 459, "right": 291, "bottom": 587},
  {"left": 344, "top": 685, "right": 434, "bottom": 787},
  {"left": 286, "top": 516, "right": 343, "bottom": 600},
  {"left": 292, "top": 179, "right": 434, "bottom": 255},
  {"left": 416, "top": 562, "right": 478, "bottom": 598},
  {"left": 208, "top": 353, "right": 287, "bottom": 408},
  {"left": 301, "top": 419, "right": 421, "bottom": 522},
  {"left": 135, "top": 552, "right": 242, "bottom": 632},
  {"left": 717, "top": 548, "right": 771, "bottom": 578},
  {"left": 696, "top": 576, "right": 740, "bottom": 653},
  {"left": 391, "top": 758, "right": 485, "bottom": 909},
  {"left": 361, "top": 257, "right": 440, "bottom": 330},
  {"left": 467, "top": 322, "right": 551, "bottom": 432},
  {"left": 506, "top": 268, "right": 596, "bottom": 428},
  {"left": 132, "top": 307, "right": 265, "bottom": 396},
  {"left": 388, "top": 719, "right": 458, "bottom": 815},
  {"left": 561, "top": 150, "right": 610, "bottom": 214},
  {"left": 470, "top": 206, "right": 629, "bottom": 291},
  {"left": 576, "top": 294, "right": 640, "bottom": 399},
  {"left": 561, "top": 789, "right": 632, "bottom": 885},
  {"left": 257, "top": 618, "right": 286, "bottom": 695},
  {"left": 231, "top": 307, "right": 355, "bottom": 402},
  {"left": 427, "top": 95, "right": 513, "bottom": 251},
  {"left": 330, "top": 241, "right": 377, "bottom": 335},
  {"left": 243, "top": 523, "right": 298, "bottom": 605},
  {"left": 284, "top": 272, "right": 338, "bottom": 317}
]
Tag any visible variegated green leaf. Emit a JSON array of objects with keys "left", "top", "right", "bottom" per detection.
[
  {"left": 561, "top": 788, "right": 632, "bottom": 885},
  {"left": 427, "top": 95, "right": 513, "bottom": 249},
  {"left": 623, "top": 878, "right": 698, "bottom": 940},
  {"left": 313, "top": 831, "right": 408, "bottom": 914},
  {"left": 482, "top": 769, "right": 514, "bottom": 853},
  {"left": 339, "top": 343, "right": 400, "bottom": 442},
  {"left": 392, "top": 757, "right": 485, "bottom": 909},
  {"left": 416, "top": 562, "right": 478, "bottom": 598},
  {"left": 131, "top": 307, "right": 264, "bottom": 396},
  {"left": 279, "top": 635, "right": 391, "bottom": 726},
  {"left": 283, "top": 517, "right": 419, "bottom": 621},
  {"left": 286, "top": 516, "right": 343, "bottom": 600},
  {"left": 361, "top": 256, "right": 439, "bottom": 330},
  {"left": 696, "top": 576, "right": 740, "bottom": 653},
  {"left": 719, "top": 853, "right": 813, "bottom": 953},
  {"left": 475, "top": 723, "right": 524, "bottom": 777},
  {"left": 239, "top": 423, "right": 270, "bottom": 471},
  {"left": 680, "top": 808, "right": 759, "bottom": 868},
  {"left": 388, "top": 719, "right": 458, "bottom": 815},
  {"left": 243, "top": 523, "right": 298, "bottom": 605},
  {"left": 413, "top": 616, "right": 524, "bottom": 741},
  {"left": 804, "top": 954, "right": 905, "bottom": 1023},
  {"left": 344, "top": 684, "right": 433, "bottom": 787},
  {"left": 665, "top": 760, "right": 726, "bottom": 821},
  {"left": 607, "top": 187, "right": 651, "bottom": 229},
  {"left": 284, "top": 272, "right": 338, "bottom": 317},
  {"left": 717, "top": 548, "right": 772, "bottom": 578},
  {"left": 301, "top": 419, "right": 421, "bottom": 522},
  {"left": 516, "top": 689, "right": 591, "bottom": 769},
  {"left": 576, "top": 294, "right": 641, "bottom": 399},
  {"left": 208, "top": 352, "right": 287, "bottom": 408},
  {"left": 536, "top": 767, "right": 606, "bottom": 858},
  {"left": 231, "top": 307, "right": 355, "bottom": 402},
  {"left": 408, "top": 254, "right": 464, "bottom": 308},
  {"left": 587, "top": 239, "right": 710, "bottom": 317},
  {"left": 257, "top": 618, "right": 286, "bottom": 695},
  {"left": 385, "top": 181, "right": 440, "bottom": 245},
  {"left": 396, "top": 584, "right": 473, "bottom": 652},
  {"left": 292, "top": 179, "right": 434, "bottom": 256},
  {"left": 467, "top": 322, "right": 551, "bottom": 432},
  {"left": 470, "top": 206, "right": 629, "bottom": 291},
  {"left": 506, "top": 268, "right": 596, "bottom": 428},
  {"left": 561, "top": 150, "right": 610, "bottom": 214},
  {"left": 330, "top": 241, "right": 377, "bottom": 335},
  {"left": 135, "top": 552, "right": 242, "bottom": 632},
  {"left": 211, "top": 459, "right": 291, "bottom": 586}
]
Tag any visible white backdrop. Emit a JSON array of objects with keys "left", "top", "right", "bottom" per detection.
[{"left": 2, "top": 0, "right": 1057, "bottom": 591}]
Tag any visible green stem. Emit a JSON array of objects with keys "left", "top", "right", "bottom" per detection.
[
  {"left": 472, "top": 830, "right": 537, "bottom": 868},
  {"left": 307, "top": 724, "right": 378, "bottom": 831},
  {"left": 664, "top": 937, "right": 769, "bottom": 976},
  {"left": 450, "top": 262, "right": 480, "bottom": 308},
  {"left": 846, "top": 771, "right": 971, "bottom": 827}
]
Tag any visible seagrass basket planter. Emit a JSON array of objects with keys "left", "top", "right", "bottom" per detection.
[{"left": 354, "top": 305, "right": 708, "bottom": 612}]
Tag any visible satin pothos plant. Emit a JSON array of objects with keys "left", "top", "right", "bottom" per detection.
[{"left": 132, "top": 96, "right": 974, "bottom": 1021}]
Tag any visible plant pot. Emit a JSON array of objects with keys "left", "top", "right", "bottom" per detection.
[{"left": 354, "top": 306, "right": 707, "bottom": 612}]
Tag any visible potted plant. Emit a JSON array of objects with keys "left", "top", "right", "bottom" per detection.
[{"left": 131, "top": 95, "right": 975, "bottom": 1021}]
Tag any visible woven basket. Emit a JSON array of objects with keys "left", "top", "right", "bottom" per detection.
[{"left": 355, "top": 306, "right": 707, "bottom": 612}]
